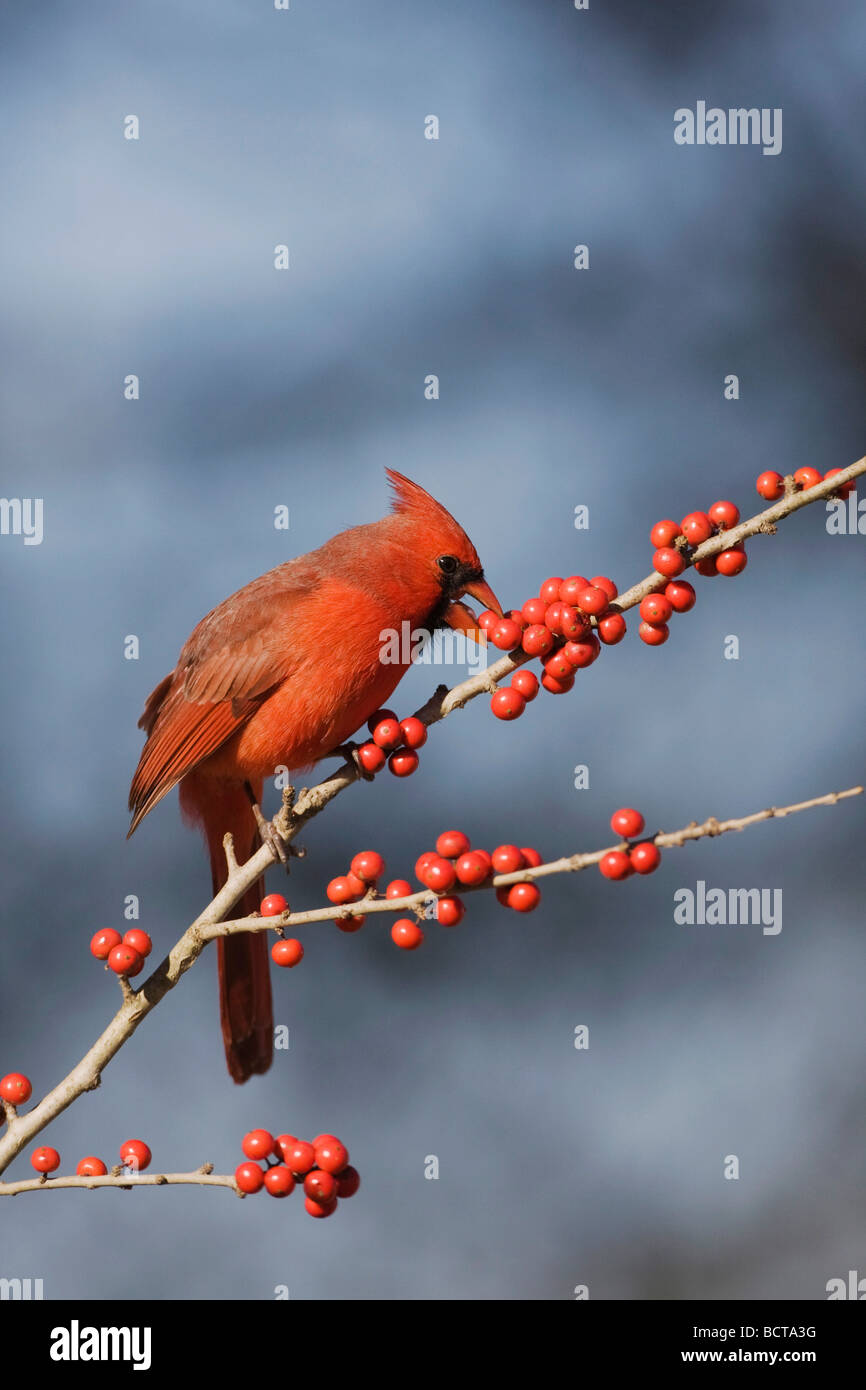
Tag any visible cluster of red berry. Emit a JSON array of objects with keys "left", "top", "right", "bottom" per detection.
[
  {"left": 384, "top": 831, "right": 543, "bottom": 949},
  {"left": 235, "top": 1129, "right": 359, "bottom": 1217},
  {"left": 90, "top": 927, "right": 153, "bottom": 978},
  {"left": 756, "top": 466, "right": 854, "bottom": 500},
  {"left": 598, "top": 808, "right": 661, "bottom": 880},
  {"left": 479, "top": 573, "right": 621, "bottom": 719},
  {"left": 29, "top": 1138, "right": 152, "bottom": 1177},
  {"left": 354, "top": 710, "right": 428, "bottom": 779}
]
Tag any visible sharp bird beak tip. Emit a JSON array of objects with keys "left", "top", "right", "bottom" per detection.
[{"left": 463, "top": 577, "right": 503, "bottom": 618}]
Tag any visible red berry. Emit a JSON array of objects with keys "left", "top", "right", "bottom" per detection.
[
  {"left": 107, "top": 944, "right": 143, "bottom": 977},
  {"left": 610, "top": 807, "right": 645, "bottom": 838},
  {"left": 793, "top": 466, "right": 822, "bottom": 490},
  {"left": 264, "top": 1165, "right": 296, "bottom": 1198},
  {"left": 119, "top": 1139, "right": 151, "bottom": 1172},
  {"left": 599, "top": 850, "right": 633, "bottom": 881},
  {"left": 456, "top": 851, "right": 490, "bottom": 886},
  {"left": 436, "top": 896, "right": 465, "bottom": 927},
  {"left": 630, "top": 841, "right": 661, "bottom": 874},
  {"left": 708, "top": 500, "right": 740, "bottom": 528},
  {"left": 664, "top": 579, "right": 696, "bottom": 613},
  {"left": 694, "top": 555, "right": 718, "bottom": 577},
  {"left": 511, "top": 669, "right": 539, "bottom": 702},
  {"left": 311, "top": 1132, "right": 338, "bottom": 1149},
  {"left": 31, "top": 1146, "right": 60, "bottom": 1173},
  {"left": 521, "top": 625, "right": 554, "bottom": 658},
  {"left": 336, "top": 915, "right": 365, "bottom": 933},
  {"left": 386, "top": 878, "right": 413, "bottom": 899},
  {"left": 590, "top": 575, "right": 618, "bottom": 601},
  {"left": 715, "top": 546, "right": 748, "bottom": 577},
  {"left": 274, "top": 1134, "right": 298, "bottom": 1161},
  {"left": 506, "top": 608, "right": 527, "bottom": 631},
  {"left": 491, "top": 844, "right": 526, "bottom": 874},
  {"left": 597, "top": 611, "right": 626, "bottom": 645},
  {"left": 543, "top": 602, "right": 567, "bottom": 635},
  {"left": 756, "top": 470, "right": 785, "bottom": 501},
  {"left": 477, "top": 609, "right": 499, "bottom": 632},
  {"left": 76, "top": 1156, "right": 107, "bottom": 1177},
  {"left": 260, "top": 893, "right": 288, "bottom": 917},
  {"left": 653, "top": 547, "right": 685, "bottom": 578},
  {"left": 559, "top": 606, "right": 590, "bottom": 640},
  {"left": 489, "top": 618, "right": 523, "bottom": 650},
  {"left": 336, "top": 1165, "right": 361, "bottom": 1198},
  {"left": 272, "top": 938, "right": 304, "bottom": 965},
  {"left": 305, "top": 1195, "right": 338, "bottom": 1218},
  {"left": 326, "top": 876, "right": 359, "bottom": 905},
  {"left": 286, "top": 1141, "right": 316, "bottom": 1176},
  {"left": 639, "top": 593, "right": 672, "bottom": 625},
  {"left": 539, "top": 576, "right": 564, "bottom": 604},
  {"left": 543, "top": 650, "right": 573, "bottom": 681},
  {"left": 639, "top": 620, "right": 669, "bottom": 646},
  {"left": 558, "top": 575, "right": 589, "bottom": 605},
  {"left": 541, "top": 672, "right": 574, "bottom": 694},
  {"left": 367, "top": 708, "right": 396, "bottom": 734},
  {"left": 398, "top": 716, "right": 427, "bottom": 749},
  {"left": 350, "top": 850, "right": 386, "bottom": 883},
  {"left": 577, "top": 585, "right": 608, "bottom": 616},
  {"left": 314, "top": 1138, "right": 349, "bottom": 1174},
  {"left": 472, "top": 849, "right": 493, "bottom": 873},
  {"left": 680, "top": 511, "right": 713, "bottom": 545},
  {"left": 502, "top": 882, "right": 541, "bottom": 912},
  {"left": 419, "top": 856, "right": 457, "bottom": 892},
  {"left": 650, "top": 519, "right": 681, "bottom": 548},
  {"left": 242, "top": 1129, "right": 275, "bottom": 1160},
  {"left": 235, "top": 1161, "right": 265, "bottom": 1194},
  {"left": 90, "top": 928, "right": 122, "bottom": 960},
  {"left": 122, "top": 928, "right": 152, "bottom": 958},
  {"left": 0, "top": 1073, "right": 32, "bottom": 1105},
  {"left": 391, "top": 919, "right": 424, "bottom": 950},
  {"left": 436, "top": 830, "right": 471, "bottom": 858},
  {"left": 389, "top": 749, "right": 419, "bottom": 777},
  {"left": 521, "top": 596, "right": 548, "bottom": 625},
  {"left": 491, "top": 688, "right": 526, "bottom": 721},
  {"left": 357, "top": 742, "right": 386, "bottom": 774},
  {"left": 415, "top": 852, "right": 436, "bottom": 881},
  {"left": 563, "top": 636, "right": 599, "bottom": 668},
  {"left": 824, "top": 468, "right": 855, "bottom": 498},
  {"left": 372, "top": 717, "right": 402, "bottom": 750},
  {"left": 520, "top": 847, "right": 543, "bottom": 867},
  {"left": 304, "top": 1172, "right": 339, "bottom": 1206}
]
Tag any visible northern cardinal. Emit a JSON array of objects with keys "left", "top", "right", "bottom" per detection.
[{"left": 128, "top": 470, "right": 501, "bottom": 1083}]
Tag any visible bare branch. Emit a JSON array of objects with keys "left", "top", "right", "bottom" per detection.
[{"left": 0, "top": 1169, "right": 242, "bottom": 1198}]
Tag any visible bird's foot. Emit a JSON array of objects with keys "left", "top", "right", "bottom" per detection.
[{"left": 244, "top": 782, "right": 290, "bottom": 868}]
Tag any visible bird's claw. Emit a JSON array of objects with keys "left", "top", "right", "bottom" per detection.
[{"left": 244, "top": 783, "right": 290, "bottom": 869}]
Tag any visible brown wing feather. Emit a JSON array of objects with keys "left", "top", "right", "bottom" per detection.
[
  {"left": 128, "top": 685, "right": 262, "bottom": 835},
  {"left": 128, "top": 562, "right": 312, "bottom": 835}
]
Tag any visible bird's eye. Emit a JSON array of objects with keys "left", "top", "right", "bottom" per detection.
[{"left": 437, "top": 554, "right": 459, "bottom": 574}]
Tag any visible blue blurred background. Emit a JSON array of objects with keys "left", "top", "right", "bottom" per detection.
[{"left": 1, "top": 0, "right": 865, "bottom": 1300}]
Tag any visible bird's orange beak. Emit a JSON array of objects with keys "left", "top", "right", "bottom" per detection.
[
  {"left": 442, "top": 578, "right": 503, "bottom": 646},
  {"left": 462, "top": 577, "right": 503, "bottom": 619}
]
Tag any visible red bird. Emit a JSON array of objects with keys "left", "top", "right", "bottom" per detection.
[{"left": 128, "top": 470, "right": 501, "bottom": 1083}]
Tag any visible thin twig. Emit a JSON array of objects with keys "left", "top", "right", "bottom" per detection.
[{"left": 0, "top": 1169, "right": 242, "bottom": 1198}]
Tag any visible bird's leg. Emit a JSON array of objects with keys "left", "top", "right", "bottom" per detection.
[
  {"left": 328, "top": 740, "right": 375, "bottom": 782},
  {"left": 244, "top": 781, "right": 290, "bottom": 868}
]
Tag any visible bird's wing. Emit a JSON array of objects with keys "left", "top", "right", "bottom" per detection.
[{"left": 128, "top": 565, "right": 311, "bottom": 834}]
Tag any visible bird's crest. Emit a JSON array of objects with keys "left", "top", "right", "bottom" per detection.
[{"left": 385, "top": 468, "right": 469, "bottom": 548}]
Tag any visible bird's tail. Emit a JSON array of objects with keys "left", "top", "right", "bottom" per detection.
[{"left": 180, "top": 772, "right": 273, "bottom": 1084}]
